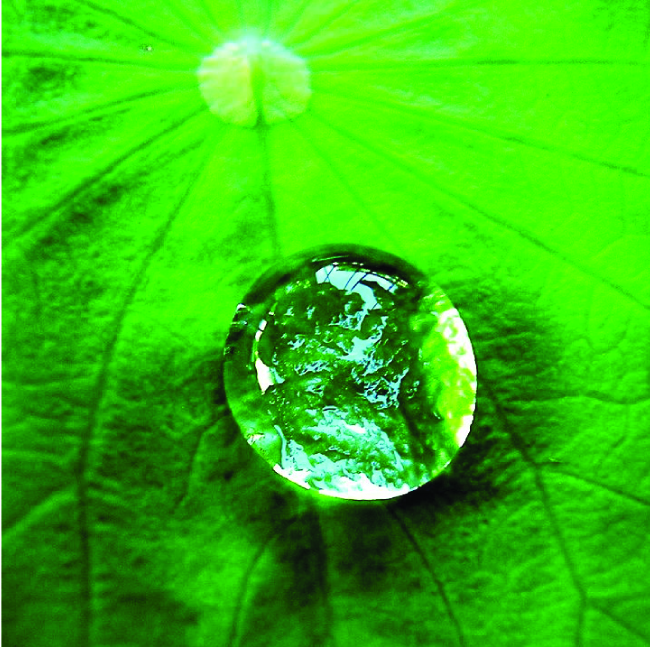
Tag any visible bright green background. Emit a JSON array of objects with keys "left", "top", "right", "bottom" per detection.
[{"left": 3, "top": 1, "right": 650, "bottom": 646}]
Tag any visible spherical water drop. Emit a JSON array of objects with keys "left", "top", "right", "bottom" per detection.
[{"left": 224, "top": 247, "right": 477, "bottom": 500}]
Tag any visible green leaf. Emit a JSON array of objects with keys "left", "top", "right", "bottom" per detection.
[{"left": 3, "top": 0, "right": 649, "bottom": 646}]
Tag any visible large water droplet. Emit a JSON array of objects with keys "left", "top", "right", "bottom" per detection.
[{"left": 224, "top": 247, "right": 477, "bottom": 500}]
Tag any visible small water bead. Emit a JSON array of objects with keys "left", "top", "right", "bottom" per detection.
[
  {"left": 223, "top": 247, "right": 477, "bottom": 501},
  {"left": 197, "top": 36, "right": 311, "bottom": 127}
]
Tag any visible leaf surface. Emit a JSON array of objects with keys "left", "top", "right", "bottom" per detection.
[{"left": 3, "top": 1, "right": 650, "bottom": 646}]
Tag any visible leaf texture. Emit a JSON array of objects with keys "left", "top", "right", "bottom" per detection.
[{"left": 3, "top": 1, "right": 650, "bottom": 646}]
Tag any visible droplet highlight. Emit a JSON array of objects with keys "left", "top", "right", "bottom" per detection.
[
  {"left": 224, "top": 247, "right": 477, "bottom": 500},
  {"left": 197, "top": 36, "right": 311, "bottom": 127}
]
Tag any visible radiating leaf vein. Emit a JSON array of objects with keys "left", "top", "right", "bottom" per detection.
[
  {"left": 509, "top": 393, "right": 650, "bottom": 406},
  {"left": 543, "top": 468, "right": 650, "bottom": 508},
  {"left": 591, "top": 602, "right": 650, "bottom": 644},
  {"left": 197, "top": 0, "right": 226, "bottom": 36},
  {"left": 3, "top": 85, "right": 197, "bottom": 136},
  {"left": 2, "top": 487, "right": 75, "bottom": 541},
  {"left": 278, "top": 0, "right": 315, "bottom": 41},
  {"left": 298, "top": 0, "right": 484, "bottom": 57},
  {"left": 227, "top": 524, "right": 296, "bottom": 647},
  {"left": 285, "top": 0, "right": 363, "bottom": 48},
  {"left": 2, "top": 49, "right": 196, "bottom": 71},
  {"left": 288, "top": 116, "right": 404, "bottom": 254},
  {"left": 386, "top": 507, "right": 467, "bottom": 647},
  {"left": 74, "top": 129, "right": 220, "bottom": 647},
  {"left": 314, "top": 86, "right": 650, "bottom": 179},
  {"left": 310, "top": 58, "right": 650, "bottom": 72},
  {"left": 306, "top": 108, "right": 650, "bottom": 312},
  {"left": 8, "top": 106, "right": 206, "bottom": 249},
  {"left": 72, "top": 0, "right": 201, "bottom": 54},
  {"left": 173, "top": 420, "right": 218, "bottom": 510},
  {"left": 480, "top": 379, "right": 588, "bottom": 646}
]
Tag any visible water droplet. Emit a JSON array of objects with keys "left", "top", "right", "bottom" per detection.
[
  {"left": 224, "top": 247, "right": 477, "bottom": 500},
  {"left": 197, "top": 36, "right": 311, "bottom": 127}
]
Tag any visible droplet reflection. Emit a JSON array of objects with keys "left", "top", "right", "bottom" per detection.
[{"left": 224, "top": 247, "right": 477, "bottom": 500}]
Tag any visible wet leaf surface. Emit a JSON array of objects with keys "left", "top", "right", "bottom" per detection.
[{"left": 3, "top": 0, "right": 650, "bottom": 646}]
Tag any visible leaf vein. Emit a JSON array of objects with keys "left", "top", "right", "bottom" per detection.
[
  {"left": 300, "top": 0, "right": 484, "bottom": 58},
  {"left": 286, "top": 0, "right": 363, "bottom": 49},
  {"left": 480, "top": 378, "right": 588, "bottom": 647},
  {"left": 259, "top": 125, "right": 282, "bottom": 258},
  {"left": 278, "top": 0, "right": 313, "bottom": 42},
  {"left": 508, "top": 392, "right": 650, "bottom": 406},
  {"left": 74, "top": 127, "right": 221, "bottom": 647},
  {"left": 2, "top": 48, "right": 197, "bottom": 72},
  {"left": 2, "top": 487, "right": 75, "bottom": 542},
  {"left": 315, "top": 86, "right": 650, "bottom": 179},
  {"left": 72, "top": 0, "right": 198, "bottom": 54},
  {"left": 386, "top": 507, "right": 467, "bottom": 647},
  {"left": 173, "top": 420, "right": 218, "bottom": 511},
  {"left": 7, "top": 106, "right": 206, "bottom": 253},
  {"left": 3, "top": 84, "right": 197, "bottom": 136},
  {"left": 541, "top": 468, "right": 650, "bottom": 508},
  {"left": 591, "top": 602, "right": 650, "bottom": 644},
  {"left": 311, "top": 58, "right": 650, "bottom": 72},
  {"left": 288, "top": 115, "right": 405, "bottom": 254},
  {"left": 227, "top": 522, "right": 297, "bottom": 647},
  {"left": 197, "top": 0, "right": 226, "bottom": 36},
  {"left": 306, "top": 107, "right": 650, "bottom": 313}
]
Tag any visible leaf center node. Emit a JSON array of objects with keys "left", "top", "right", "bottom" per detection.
[{"left": 197, "top": 36, "right": 312, "bottom": 128}]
